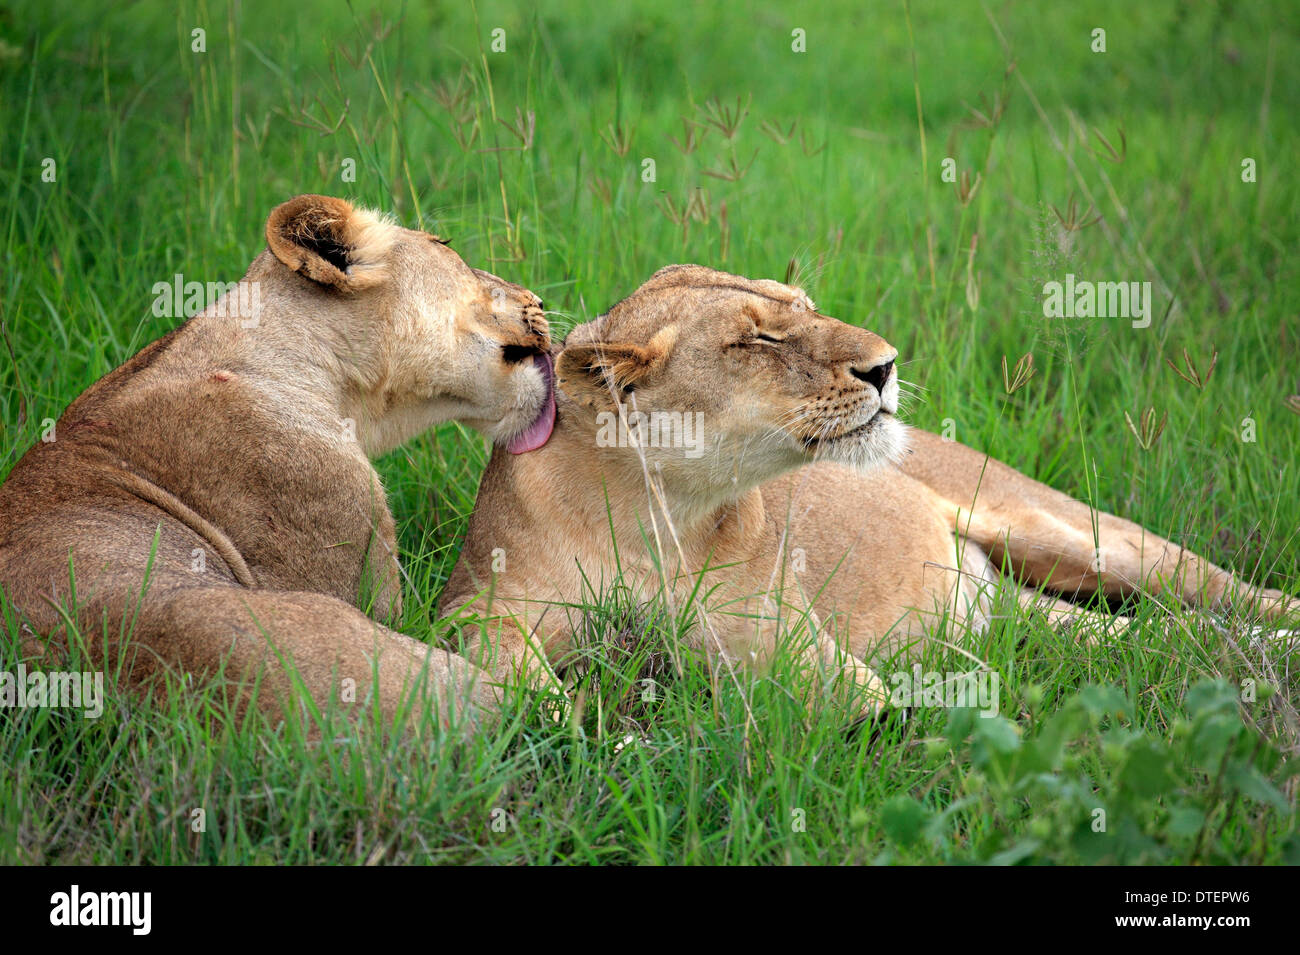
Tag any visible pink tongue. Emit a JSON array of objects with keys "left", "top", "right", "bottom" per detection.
[{"left": 507, "top": 352, "right": 556, "bottom": 454}]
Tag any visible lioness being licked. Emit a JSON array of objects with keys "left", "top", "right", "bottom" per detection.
[
  {"left": 0, "top": 195, "right": 557, "bottom": 730},
  {"left": 440, "top": 265, "right": 1296, "bottom": 714}
]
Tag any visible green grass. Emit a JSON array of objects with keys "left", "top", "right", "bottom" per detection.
[{"left": 2, "top": 0, "right": 1298, "bottom": 864}]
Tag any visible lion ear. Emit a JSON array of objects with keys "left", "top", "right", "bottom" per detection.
[
  {"left": 265, "top": 194, "right": 395, "bottom": 290},
  {"left": 556, "top": 327, "right": 677, "bottom": 410},
  {"left": 555, "top": 342, "right": 650, "bottom": 410}
]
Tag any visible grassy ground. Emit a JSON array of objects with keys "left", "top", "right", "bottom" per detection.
[{"left": 1, "top": 0, "right": 1298, "bottom": 864}]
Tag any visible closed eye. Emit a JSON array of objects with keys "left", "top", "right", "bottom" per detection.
[{"left": 726, "top": 331, "right": 787, "bottom": 348}]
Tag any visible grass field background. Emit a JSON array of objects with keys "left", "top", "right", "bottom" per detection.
[{"left": 2, "top": 0, "right": 1298, "bottom": 863}]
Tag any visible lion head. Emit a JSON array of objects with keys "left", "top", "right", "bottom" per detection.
[
  {"left": 554, "top": 264, "right": 903, "bottom": 513},
  {"left": 256, "top": 194, "right": 554, "bottom": 456}
]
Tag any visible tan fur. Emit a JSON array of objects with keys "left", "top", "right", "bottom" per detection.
[
  {"left": 441, "top": 265, "right": 1296, "bottom": 715},
  {"left": 0, "top": 195, "right": 553, "bottom": 732}
]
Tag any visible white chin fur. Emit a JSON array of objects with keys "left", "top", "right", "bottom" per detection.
[{"left": 821, "top": 415, "right": 908, "bottom": 472}]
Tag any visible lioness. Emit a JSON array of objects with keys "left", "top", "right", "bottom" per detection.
[
  {"left": 0, "top": 194, "right": 556, "bottom": 729},
  {"left": 441, "top": 265, "right": 1295, "bottom": 709}
]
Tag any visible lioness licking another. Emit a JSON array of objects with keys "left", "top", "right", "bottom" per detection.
[
  {"left": 0, "top": 195, "right": 555, "bottom": 731},
  {"left": 441, "top": 265, "right": 1296, "bottom": 716}
]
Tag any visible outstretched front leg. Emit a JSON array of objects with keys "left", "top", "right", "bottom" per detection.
[
  {"left": 898, "top": 428, "right": 1297, "bottom": 621},
  {"left": 14, "top": 583, "right": 497, "bottom": 736}
]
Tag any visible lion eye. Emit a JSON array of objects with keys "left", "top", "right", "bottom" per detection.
[{"left": 754, "top": 332, "right": 785, "bottom": 344}]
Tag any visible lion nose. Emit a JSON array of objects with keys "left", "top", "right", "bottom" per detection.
[{"left": 850, "top": 356, "right": 894, "bottom": 395}]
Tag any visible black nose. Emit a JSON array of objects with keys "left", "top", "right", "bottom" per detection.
[
  {"left": 502, "top": 343, "right": 544, "bottom": 364},
  {"left": 851, "top": 358, "right": 893, "bottom": 394}
]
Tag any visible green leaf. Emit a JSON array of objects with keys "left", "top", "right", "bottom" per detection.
[
  {"left": 976, "top": 715, "right": 1021, "bottom": 753},
  {"left": 1166, "top": 805, "right": 1205, "bottom": 838},
  {"left": 880, "top": 796, "right": 932, "bottom": 847},
  {"left": 1185, "top": 680, "right": 1238, "bottom": 718},
  {"left": 1117, "top": 739, "right": 1180, "bottom": 798},
  {"left": 945, "top": 705, "right": 976, "bottom": 744},
  {"left": 971, "top": 716, "right": 1022, "bottom": 777},
  {"left": 1225, "top": 765, "right": 1290, "bottom": 812},
  {"left": 1281, "top": 834, "right": 1300, "bottom": 866},
  {"left": 1189, "top": 714, "right": 1239, "bottom": 771},
  {"left": 1075, "top": 684, "right": 1128, "bottom": 719}
]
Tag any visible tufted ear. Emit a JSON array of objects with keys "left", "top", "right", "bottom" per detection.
[
  {"left": 555, "top": 326, "right": 678, "bottom": 410},
  {"left": 265, "top": 194, "right": 395, "bottom": 291}
]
